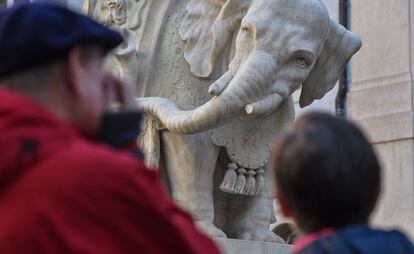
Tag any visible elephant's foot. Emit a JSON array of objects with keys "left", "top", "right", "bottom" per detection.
[
  {"left": 237, "top": 230, "right": 285, "bottom": 243},
  {"left": 197, "top": 221, "right": 227, "bottom": 238}
]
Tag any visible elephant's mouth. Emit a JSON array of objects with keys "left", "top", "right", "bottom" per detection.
[{"left": 208, "top": 70, "right": 279, "bottom": 120}]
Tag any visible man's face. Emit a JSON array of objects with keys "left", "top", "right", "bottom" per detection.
[{"left": 71, "top": 47, "right": 106, "bottom": 136}]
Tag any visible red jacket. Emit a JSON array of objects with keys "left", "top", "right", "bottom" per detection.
[{"left": 0, "top": 89, "right": 221, "bottom": 254}]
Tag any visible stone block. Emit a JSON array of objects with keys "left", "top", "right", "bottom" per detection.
[
  {"left": 350, "top": 111, "right": 413, "bottom": 144},
  {"left": 351, "top": 0, "right": 410, "bottom": 83},
  {"left": 348, "top": 82, "right": 412, "bottom": 119},
  {"left": 215, "top": 238, "right": 291, "bottom": 254},
  {"left": 372, "top": 139, "right": 414, "bottom": 240}
]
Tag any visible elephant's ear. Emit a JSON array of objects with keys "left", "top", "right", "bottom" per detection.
[
  {"left": 299, "top": 19, "right": 362, "bottom": 108},
  {"left": 179, "top": 0, "right": 250, "bottom": 78}
]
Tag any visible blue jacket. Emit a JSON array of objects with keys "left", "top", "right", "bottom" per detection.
[{"left": 298, "top": 226, "right": 414, "bottom": 254}]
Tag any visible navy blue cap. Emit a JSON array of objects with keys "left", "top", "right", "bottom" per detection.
[{"left": 0, "top": 3, "right": 123, "bottom": 78}]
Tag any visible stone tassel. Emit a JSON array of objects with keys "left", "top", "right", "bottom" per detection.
[
  {"left": 243, "top": 169, "right": 256, "bottom": 195},
  {"left": 254, "top": 169, "right": 265, "bottom": 195},
  {"left": 234, "top": 168, "right": 247, "bottom": 193},
  {"left": 219, "top": 163, "right": 238, "bottom": 193}
]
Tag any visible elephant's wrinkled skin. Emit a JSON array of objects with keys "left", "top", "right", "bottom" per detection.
[{"left": 85, "top": 0, "right": 361, "bottom": 242}]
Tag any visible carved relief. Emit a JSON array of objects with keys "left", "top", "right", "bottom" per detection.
[{"left": 86, "top": 0, "right": 361, "bottom": 242}]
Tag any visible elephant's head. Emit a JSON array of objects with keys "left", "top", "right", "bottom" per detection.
[{"left": 139, "top": 0, "right": 362, "bottom": 134}]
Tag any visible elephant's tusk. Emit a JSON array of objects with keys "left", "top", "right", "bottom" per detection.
[
  {"left": 208, "top": 83, "right": 221, "bottom": 96},
  {"left": 208, "top": 71, "right": 233, "bottom": 96},
  {"left": 244, "top": 105, "right": 254, "bottom": 115},
  {"left": 244, "top": 93, "right": 283, "bottom": 117}
]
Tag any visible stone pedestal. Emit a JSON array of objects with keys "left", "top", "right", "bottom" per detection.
[
  {"left": 215, "top": 239, "right": 290, "bottom": 254},
  {"left": 348, "top": 0, "right": 414, "bottom": 240}
]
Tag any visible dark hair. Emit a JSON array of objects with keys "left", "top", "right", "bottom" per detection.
[{"left": 271, "top": 112, "right": 381, "bottom": 233}]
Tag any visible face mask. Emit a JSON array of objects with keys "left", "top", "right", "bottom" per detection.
[{"left": 97, "top": 110, "right": 143, "bottom": 148}]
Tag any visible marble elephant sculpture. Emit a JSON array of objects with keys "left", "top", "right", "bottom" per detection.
[{"left": 85, "top": 0, "right": 361, "bottom": 242}]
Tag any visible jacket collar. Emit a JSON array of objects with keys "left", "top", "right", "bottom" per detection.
[{"left": 292, "top": 228, "right": 334, "bottom": 254}]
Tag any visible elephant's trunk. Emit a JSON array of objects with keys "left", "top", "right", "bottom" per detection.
[{"left": 139, "top": 51, "right": 277, "bottom": 134}]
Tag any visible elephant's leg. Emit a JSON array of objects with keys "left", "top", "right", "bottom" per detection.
[
  {"left": 225, "top": 171, "right": 285, "bottom": 243},
  {"left": 161, "top": 131, "right": 226, "bottom": 238}
]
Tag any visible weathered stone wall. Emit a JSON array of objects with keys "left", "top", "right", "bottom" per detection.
[{"left": 348, "top": 0, "right": 414, "bottom": 239}]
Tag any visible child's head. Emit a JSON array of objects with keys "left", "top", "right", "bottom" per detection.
[{"left": 271, "top": 112, "right": 381, "bottom": 234}]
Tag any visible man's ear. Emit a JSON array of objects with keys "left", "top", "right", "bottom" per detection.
[
  {"left": 276, "top": 192, "right": 293, "bottom": 218},
  {"left": 63, "top": 47, "right": 87, "bottom": 98}
]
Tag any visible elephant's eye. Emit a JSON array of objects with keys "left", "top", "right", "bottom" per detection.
[
  {"left": 296, "top": 57, "right": 311, "bottom": 68},
  {"left": 241, "top": 26, "right": 250, "bottom": 33},
  {"left": 240, "top": 26, "right": 254, "bottom": 40}
]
